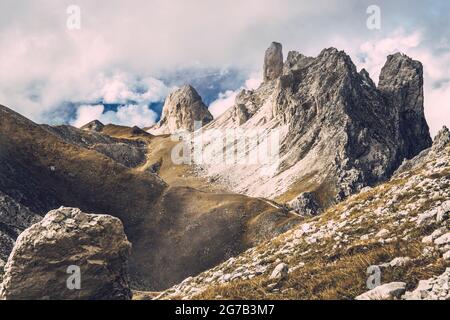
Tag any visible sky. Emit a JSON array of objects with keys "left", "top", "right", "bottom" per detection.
[{"left": 0, "top": 0, "right": 449, "bottom": 135}]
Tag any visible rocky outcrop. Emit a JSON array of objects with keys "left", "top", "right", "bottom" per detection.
[
  {"left": 0, "top": 191, "right": 41, "bottom": 263},
  {"left": 0, "top": 207, "right": 132, "bottom": 300},
  {"left": 403, "top": 268, "right": 450, "bottom": 300},
  {"left": 43, "top": 124, "right": 149, "bottom": 168},
  {"left": 149, "top": 85, "right": 213, "bottom": 135},
  {"left": 395, "top": 126, "right": 450, "bottom": 175},
  {"left": 195, "top": 43, "right": 432, "bottom": 210},
  {"left": 288, "top": 192, "right": 321, "bottom": 216},
  {"left": 81, "top": 120, "right": 104, "bottom": 132},
  {"left": 263, "top": 42, "right": 283, "bottom": 82}
]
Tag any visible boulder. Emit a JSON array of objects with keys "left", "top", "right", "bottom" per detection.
[
  {"left": 389, "top": 257, "right": 412, "bottom": 267},
  {"left": 269, "top": 263, "right": 289, "bottom": 280},
  {"left": 355, "top": 282, "right": 407, "bottom": 300},
  {"left": 0, "top": 207, "right": 132, "bottom": 300}
]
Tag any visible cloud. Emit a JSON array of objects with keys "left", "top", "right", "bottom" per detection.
[
  {"left": 0, "top": 0, "right": 449, "bottom": 133},
  {"left": 72, "top": 104, "right": 159, "bottom": 128},
  {"left": 71, "top": 104, "right": 104, "bottom": 128},
  {"left": 341, "top": 29, "right": 450, "bottom": 136},
  {"left": 209, "top": 75, "right": 262, "bottom": 118}
]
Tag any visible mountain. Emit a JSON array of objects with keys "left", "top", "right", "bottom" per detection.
[
  {"left": 155, "top": 128, "right": 450, "bottom": 300},
  {"left": 148, "top": 85, "right": 213, "bottom": 135},
  {"left": 0, "top": 104, "right": 299, "bottom": 290},
  {"left": 191, "top": 43, "right": 431, "bottom": 214}
]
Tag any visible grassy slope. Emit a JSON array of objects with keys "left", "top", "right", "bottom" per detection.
[
  {"left": 155, "top": 146, "right": 450, "bottom": 299},
  {"left": 0, "top": 105, "right": 300, "bottom": 290}
]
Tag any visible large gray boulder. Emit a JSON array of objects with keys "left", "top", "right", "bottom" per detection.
[
  {"left": 0, "top": 207, "right": 132, "bottom": 300},
  {"left": 355, "top": 282, "right": 407, "bottom": 300}
]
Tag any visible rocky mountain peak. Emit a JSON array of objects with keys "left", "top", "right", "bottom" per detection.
[
  {"left": 81, "top": 119, "right": 104, "bottom": 132},
  {"left": 359, "top": 68, "right": 376, "bottom": 88},
  {"left": 432, "top": 126, "right": 450, "bottom": 153},
  {"left": 283, "top": 51, "right": 314, "bottom": 73},
  {"left": 263, "top": 42, "right": 283, "bottom": 82},
  {"left": 195, "top": 42, "right": 432, "bottom": 210},
  {"left": 148, "top": 84, "right": 213, "bottom": 135},
  {"left": 379, "top": 53, "right": 423, "bottom": 91}
]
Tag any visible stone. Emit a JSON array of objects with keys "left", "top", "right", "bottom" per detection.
[
  {"left": 355, "top": 282, "right": 407, "bottom": 300},
  {"left": 403, "top": 268, "right": 450, "bottom": 300},
  {"left": 443, "top": 251, "right": 450, "bottom": 260},
  {"left": 435, "top": 233, "right": 450, "bottom": 246},
  {"left": 376, "top": 229, "right": 390, "bottom": 239},
  {"left": 417, "top": 209, "right": 437, "bottom": 226},
  {"left": 436, "top": 201, "right": 450, "bottom": 223},
  {"left": 0, "top": 207, "right": 132, "bottom": 300},
  {"left": 389, "top": 257, "right": 412, "bottom": 267},
  {"left": 269, "top": 263, "right": 289, "bottom": 280},
  {"left": 288, "top": 192, "right": 321, "bottom": 216},
  {"left": 263, "top": 42, "right": 283, "bottom": 82}
]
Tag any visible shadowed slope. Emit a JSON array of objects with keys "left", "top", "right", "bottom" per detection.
[{"left": 0, "top": 105, "right": 300, "bottom": 290}]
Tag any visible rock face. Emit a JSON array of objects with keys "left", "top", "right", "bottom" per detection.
[
  {"left": 288, "top": 192, "right": 321, "bottom": 216},
  {"left": 0, "top": 207, "right": 132, "bottom": 300},
  {"left": 149, "top": 85, "right": 213, "bottom": 135},
  {"left": 195, "top": 43, "right": 432, "bottom": 209},
  {"left": 263, "top": 42, "right": 283, "bottom": 82},
  {"left": 80, "top": 120, "right": 105, "bottom": 132},
  {"left": 0, "top": 192, "right": 41, "bottom": 263},
  {"left": 378, "top": 53, "right": 432, "bottom": 159}
]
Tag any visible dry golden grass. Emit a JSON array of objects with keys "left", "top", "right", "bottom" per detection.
[{"left": 0, "top": 105, "right": 301, "bottom": 291}]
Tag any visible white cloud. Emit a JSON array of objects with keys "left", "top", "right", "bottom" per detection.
[
  {"left": 209, "top": 75, "right": 262, "bottom": 118},
  {"left": 0, "top": 0, "right": 449, "bottom": 134},
  {"left": 72, "top": 104, "right": 158, "bottom": 128},
  {"left": 352, "top": 29, "right": 450, "bottom": 136},
  {"left": 72, "top": 105, "right": 105, "bottom": 128}
]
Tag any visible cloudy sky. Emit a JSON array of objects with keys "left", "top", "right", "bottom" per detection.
[{"left": 0, "top": 0, "right": 449, "bottom": 135}]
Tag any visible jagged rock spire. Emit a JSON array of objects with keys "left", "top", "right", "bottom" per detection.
[
  {"left": 263, "top": 42, "right": 283, "bottom": 82},
  {"left": 379, "top": 53, "right": 432, "bottom": 159}
]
